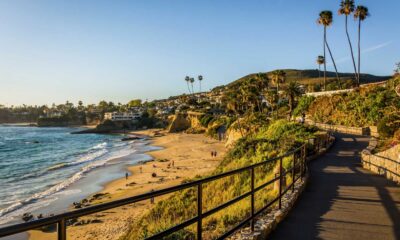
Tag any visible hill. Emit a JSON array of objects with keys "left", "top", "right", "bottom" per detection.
[{"left": 212, "top": 69, "right": 390, "bottom": 91}]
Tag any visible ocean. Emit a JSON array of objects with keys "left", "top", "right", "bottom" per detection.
[{"left": 0, "top": 125, "right": 156, "bottom": 227}]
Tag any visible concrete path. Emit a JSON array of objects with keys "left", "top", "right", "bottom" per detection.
[{"left": 269, "top": 133, "right": 400, "bottom": 240}]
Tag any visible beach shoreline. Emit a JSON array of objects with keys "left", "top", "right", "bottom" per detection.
[{"left": 29, "top": 129, "right": 227, "bottom": 240}]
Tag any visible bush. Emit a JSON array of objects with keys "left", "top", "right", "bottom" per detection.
[{"left": 293, "top": 96, "right": 315, "bottom": 117}]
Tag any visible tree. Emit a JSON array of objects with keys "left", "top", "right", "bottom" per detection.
[
  {"left": 318, "top": 11, "right": 341, "bottom": 90},
  {"left": 316, "top": 55, "right": 325, "bottom": 86},
  {"left": 128, "top": 99, "right": 142, "bottom": 108},
  {"left": 354, "top": 5, "right": 370, "bottom": 85},
  {"left": 190, "top": 77, "right": 195, "bottom": 94},
  {"left": 339, "top": 0, "right": 358, "bottom": 84},
  {"left": 271, "top": 70, "right": 286, "bottom": 94},
  {"left": 271, "top": 70, "right": 286, "bottom": 117},
  {"left": 185, "top": 76, "right": 191, "bottom": 94},
  {"left": 283, "top": 81, "right": 302, "bottom": 119},
  {"left": 198, "top": 75, "right": 203, "bottom": 93}
]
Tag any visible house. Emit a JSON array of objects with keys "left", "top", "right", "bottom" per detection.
[{"left": 104, "top": 112, "right": 141, "bottom": 121}]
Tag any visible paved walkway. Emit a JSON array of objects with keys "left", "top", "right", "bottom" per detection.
[{"left": 269, "top": 133, "right": 400, "bottom": 240}]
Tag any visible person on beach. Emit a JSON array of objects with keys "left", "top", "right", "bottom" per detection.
[
  {"left": 140, "top": 166, "right": 142, "bottom": 173},
  {"left": 172, "top": 160, "right": 175, "bottom": 168},
  {"left": 125, "top": 172, "right": 129, "bottom": 180},
  {"left": 214, "top": 151, "right": 217, "bottom": 157}
]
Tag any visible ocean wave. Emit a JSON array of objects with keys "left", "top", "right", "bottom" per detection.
[
  {"left": 47, "top": 147, "right": 108, "bottom": 171},
  {"left": 0, "top": 141, "right": 137, "bottom": 222}
]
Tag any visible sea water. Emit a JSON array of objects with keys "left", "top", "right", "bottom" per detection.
[{"left": 0, "top": 125, "right": 156, "bottom": 226}]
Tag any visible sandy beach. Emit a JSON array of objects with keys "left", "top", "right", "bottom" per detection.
[{"left": 29, "top": 130, "right": 226, "bottom": 240}]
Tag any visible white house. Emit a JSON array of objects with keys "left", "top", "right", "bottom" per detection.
[{"left": 104, "top": 112, "right": 141, "bottom": 121}]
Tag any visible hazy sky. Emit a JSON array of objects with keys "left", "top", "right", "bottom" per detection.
[{"left": 0, "top": 0, "right": 399, "bottom": 106}]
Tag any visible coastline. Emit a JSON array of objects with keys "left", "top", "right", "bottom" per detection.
[{"left": 29, "top": 129, "right": 227, "bottom": 240}]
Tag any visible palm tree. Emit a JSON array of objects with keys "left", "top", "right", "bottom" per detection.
[
  {"left": 318, "top": 11, "right": 341, "bottom": 90},
  {"left": 271, "top": 70, "right": 286, "bottom": 117},
  {"left": 190, "top": 77, "right": 195, "bottom": 94},
  {"left": 198, "top": 75, "right": 203, "bottom": 92},
  {"left": 316, "top": 55, "right": 325, "bottom": 87},
  {"left": 185, "top": 76, "right": 191, "bottom": 94},
  {"left": 271, "top": 70, "right": 286, "bottom": 94},
  {"left": 339, "top": 0, "right": 358, "bottom": 84},
  {"left": 284, "top": 81, "right": 302, "bottom": 119},
  {"left": 354, "top": 5, "right": 370, "bottom": 86}
]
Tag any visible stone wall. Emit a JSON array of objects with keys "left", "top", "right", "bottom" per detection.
[
  {"left": 306, "top": 120, "right": 371, "bottom": 136},
  {"left": 361, "top": 142, "right": 400, "bottom": 184}
]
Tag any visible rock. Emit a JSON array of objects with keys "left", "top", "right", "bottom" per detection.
[
  {"left": 73, "top": 202, "right": 82, "bottom": 209},
  {"left": 22, "top": 213, "right": 33, "bottom": 222},
  {"left": 126, "top": 182, "right": 136, "bottom": 187},
  {"left": 90, "top": 219, "right": 103, "bottom": 224},
  {"left": 152, "top": 172, "right": 157, "bottom": 177}
]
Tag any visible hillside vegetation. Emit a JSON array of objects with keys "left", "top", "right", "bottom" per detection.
[
  {"left": 122, "top": 120, "right": 319, "bottom": 240},
  {"left": 212, "top": 69, "right": 390, "bottom": 92},
  {"left": 298, "top": 77, "right": 400, "bottom": 147}
]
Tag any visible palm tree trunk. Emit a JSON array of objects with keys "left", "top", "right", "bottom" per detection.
[
  {"left": 345, "top": 15, "right": 358, "bottom": 85},
  {"left": 325, "top": 39, "right": 341, "bottom": 89},
  {"left": 357, "top": 18, "right": 361, "bottom": 86},
  {"left": 318, "top": 64, "right": 321, "bottom": 88},
  {"left": 191, "top": 83, "right": 194, "bottom": 95},
  {"left": 199, "top": 81, "right": 202, "bottom": 93},
  {"left": 187, "top": 82, "right": 191, "bottom": 94},
  {"left": 276, "top": 82, "right": 279, "bottom": 118},
  {"left": 323, "top": 27, "right": 327, "bottom": 91}
]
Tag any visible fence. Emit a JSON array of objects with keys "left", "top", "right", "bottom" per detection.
[{"left": 0, "top": 136, "right": 330, "bottom": 240}]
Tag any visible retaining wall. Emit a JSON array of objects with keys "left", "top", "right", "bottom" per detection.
[{"left": 361, "top": 141, "right": 400, "bottom": 184}]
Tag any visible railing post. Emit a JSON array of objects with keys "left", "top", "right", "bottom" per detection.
[
  {"left": 250, "top": 167, "right": 255, "bottom": 232},
  {"left": 197, "top": 183, "right": 202, "bottom": 240},
  {"left": 301, "top": 144, "right": 306, "bottom": 178},
  {"left": 278, "top": 157, "right": 283, "bottom": 209},
  {"left": 58, "top": 219, "right": 66, "bottom": 240},
  {"left": 292, "top": 152, "right": 296, "bottom": 193}
]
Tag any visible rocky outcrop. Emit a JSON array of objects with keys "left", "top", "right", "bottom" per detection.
[
  {"left": 167, "top": 112, "right": 205, "bottom": 133},
  {"left": 167, "top": 114, "right": 191, "bottom": 133},
  {"left": 225, "top": 119, "right": 245, "bottom": 148}
]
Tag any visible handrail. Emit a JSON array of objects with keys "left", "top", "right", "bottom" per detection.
[{"left": 0, "top": 136, "right": 331, "bottom": 240}]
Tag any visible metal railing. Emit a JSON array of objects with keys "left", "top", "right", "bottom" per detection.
[{"left": 0, "top": 137, "right": 330, "bottom": 240}]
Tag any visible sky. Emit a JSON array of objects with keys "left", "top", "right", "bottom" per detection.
[{"left": 0, "top": 0, "right": 399, "bottom": 106}]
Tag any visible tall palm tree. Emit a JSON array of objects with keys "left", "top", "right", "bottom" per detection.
[
  {"left": 189, "top": 77, "right": 195, "bottom": 94},
  {"left": 316, "top": 55, "right": 325, "bottom": 87},
  {"left": 185, "top": 76, "right": 191, "bottom": 94},
  {"left": 339, "top": 0, "right": 358, "bottom": 84},
  {"left": 354, "top": 5, "right": 370, "bottom": 86},
  {"left": 271, "top": 70, "right": 286, "bottom": 117},
  {"left": 318, "top": 11, "right": 341, "bottom": 90},
  {"left": 198, "top": 75, "right": 203, "bottom": 93},
  {"left": 284, "top": 81, "right": 302, "bottom": 119},
  {"left": 271, "top": 70, "right": 286, "bottom": 94}
]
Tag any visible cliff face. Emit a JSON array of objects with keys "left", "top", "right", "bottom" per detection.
[
  {"left": 225, "top": 126, "right": 243, "bottom": 148},
  {"left": 167, "top": 114, "right": 191, "bottom": 133},
  {"left": 167, "top": 112, "right": 206, "bottom": 133}
]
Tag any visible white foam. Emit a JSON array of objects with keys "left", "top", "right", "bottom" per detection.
[{"left": 0, "top": 139, "right": 140, "bottom": 223}]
